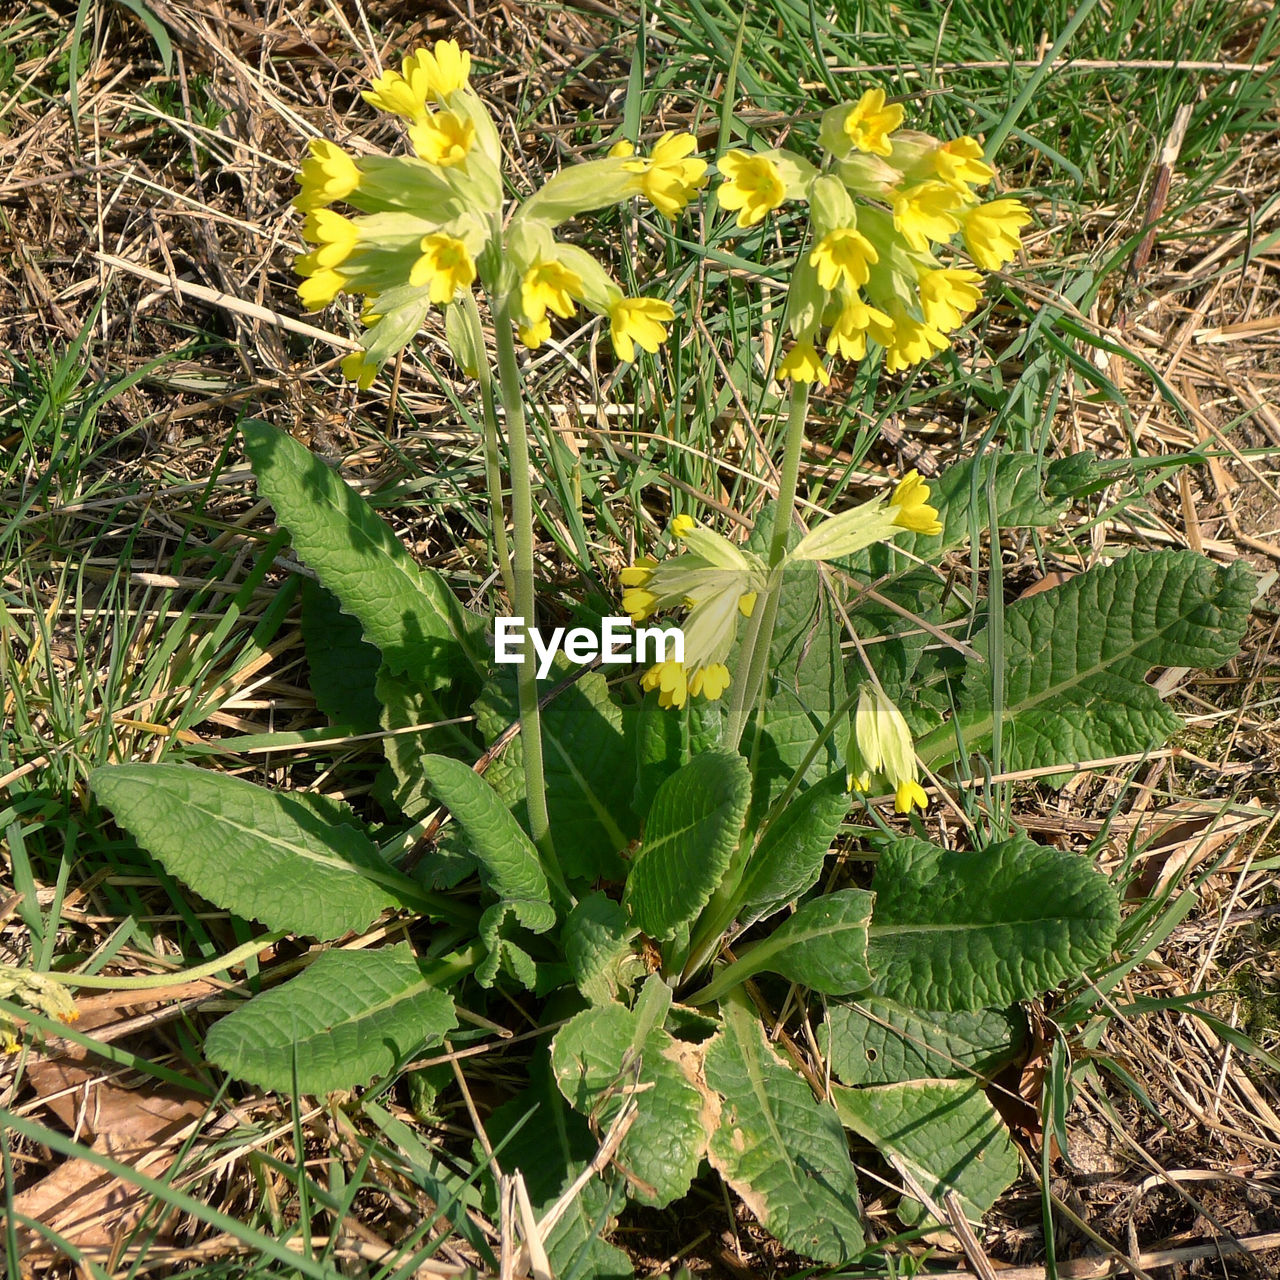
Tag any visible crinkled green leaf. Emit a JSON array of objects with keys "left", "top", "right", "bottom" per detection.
[
  {"left": 420, "top": 754, "right": 554, "bottom": 985},
  {"left": 633, "top": 692, "right": 723, "bottom": 817},
  {"left": 869, "top": 831, "right": 1120, "bottom": 1011},
  {"left": 241, "top": 420, "right": 481, "bottom": 686},
  {"left": 918, "top": 551, "right": 1254, "bottom": 775},
  {"left": 723, "top": 889, "right": 874, "bottom": 995},
  {"left": 624, "top": 752, "right": 751, "bottom": 941},
  {"left": 833, "top": 1080, "right": 1019, "bottom": 1226},
  {"left": 563, "top": 894, "right": 642, "bottom": 1006},
  {"left": 823, "top": 997, "right": 1024, "bottom": 1086},
  {"left": 91, "top": 764, "right": 413, "bottom": 938},
  {"left": 736, "top": 772, "right": 849, "bottom": 928},
  {"left": 378, "top": 669, "right": 479, "bottom": 820},
  {"left": 206, "top": 945, "right": 456, "bottom": 1094},
  {"left": 475, "top": 668, "right": 638, "bottom": 882},
  {"left": 301, "top": 579, "right": 382, "bottom": 733},
  {"left": 552, "top": 981, "right": 709, "bottom": 1209},
  {"left": 704, "top": 994, "right": 864, "bottom": 1264}
]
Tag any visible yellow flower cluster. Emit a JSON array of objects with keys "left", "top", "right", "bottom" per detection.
[
  {"left": 847, "top": 684, "right": 929, "bottom": 813},
  {"left": 715, "top": 88, "right": 1032, "bottom": 381},
  {"left": 621, "top": 471, "right": 941, "bottom": 709},
  {"left": 293, "top": 42, "right": 704, "bottom": 387}
]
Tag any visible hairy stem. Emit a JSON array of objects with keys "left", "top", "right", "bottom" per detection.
[{"left": 491, "top": 293, "right": 564, "bottom": 892}]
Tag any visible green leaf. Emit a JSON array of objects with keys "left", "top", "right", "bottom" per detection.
[
  {"left": 300, "top": 579, "right": 383, "bottom": 733},
  {"left": 716, "top": 889, "right": 874, "bottom": 996},
  {"left": 378, "top": 669, "right": 479, "bottom": 820},
  {"left": 823, "top": 997, "right": 1024, "bottom": 1086},
  {"left": 91, "top": 764, "right": 413, "bottom": 938},
  {"left": 704, "top": 994, "right": 864, "bottom": 1264},
  {"left": 475, "top": 668, "right": 638, "bottom": 882},
  {"left": 624, "top": 752, "right": 751, "bottom": 941},
  {"left": 486, "top": 1058, "right": 632, "bottom": 1280},
  {"left": 748, "top": 562, "right": 848, "bottom": 821},
  {"left": 868, "top": 831, "right": 1120, "bottom": 1010},
  {"left": 241, "top": 420, "right": 481, "bottom": 687},
  {"left": 113, "top": 0, "right": 174, "bottom": 74},
  {"left": 552, "top": 982, "right": 710, "bottom": 1209},
  {"left": 918, "top": 551, "right": 1255, "bottom": 774},
  {"left": 736, "top": 772, "right": 849, "bottom": 927},
  {"left": 420, "top": 754, "right": 555, "bottom": 984},
  {"left": 633, "top": 693, "right": 724, "bottom": 816},
  {"left": 563, "top": 895, "right": 642, "bottom": 1006},
  {"left": 833, "top": 1080, "right": 1019, "bottom": 1226},
  {"left": 206, "top": 945, "right": 456, "bottom": 1094}
]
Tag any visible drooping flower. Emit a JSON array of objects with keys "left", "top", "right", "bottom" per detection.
[
  {"left": 296, "top": 263, "right": 350, "bottom": 311},
  {"left": 809, "top": 226, "right": 879, "bottom": 292},
  {"left": 522, "top": 259, "right": 583, "bottom": 322},
  {"left": 294, "top": 139, "right": 361, "bottom": 211},
  {"left": 918, "top": 267, "right": 984, "bottom": 332},
  {"left": 884, "top": 308, "right": 949, "bottom": 373},
  {"left": 341, "top": 350, "right": 379, "bottom": 389},
  {"left": 409, "top": 111, "right": 476, "bottom": 167},
  {"left": 825, "top": 296, "right": 895, "bottom": 361},
  {"left": 717, "top": 150, "right": 787, "bottom": 227},
  {"left": 842, "top": 88, "right": 904, "bottom": 157},
  {"left": 931, "top": 136, "right": 995, "bottom": 191},
  {"left": 848, "top": 684, "right": 928, "bottom": 812},
  {"left": 620, "top": 515, "right": 767, "bottom": 706},
  {"left": 609, "top": 296, "right": 676, "bottom": 362},
  {"left": 777, "top": 340, "right": 830, "bottom": 385},
  {"left": 620, "top": 132, "right": 708, "bottom": 218},
  {"left": 409, "top": 233, "right": 477, "bottom": 304},
  {"left": 889, "top": 469, "right": 942, "bottom": 535},
  {"left": 961, "top": 198, "right": 1032, "bottom": 270},
  {"left": 301, "top": 209, "right": 360, "bottom": 269},
  {"left": 790, "top": 468, "right": 941, "bottom": 562},
  {"left": 891, "top": 180, "right": 965, "bottom": 251}
]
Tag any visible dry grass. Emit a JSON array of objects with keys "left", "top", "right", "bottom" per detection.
[{"left": 2, "top": 0, "right": 1280, "bottom": 1276}]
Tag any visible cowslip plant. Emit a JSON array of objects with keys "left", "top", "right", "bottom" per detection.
[{"left": 69, "top": 47, "right": 1258, "bottom": 1276}]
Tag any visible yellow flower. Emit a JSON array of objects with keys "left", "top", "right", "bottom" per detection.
[
  {"left": 717, "top": 150, "right": 786, "bottom": 228},
  {"left": 962, "top": 198, "right": 1032, "bottom": 270},
  {"left": 825, "top": 296, "right": 894, "bottom": 361},
  {"left": 778, "top": 340, "right": 830, "bottom": 386},
  {"left": 609, "top": 296, "right": 676, "bottom": 362},
  {"left": 851, "top": 684, "right": 927, "bottom": 811},
  {"left": 688, "top": 663, "right": 731, "bottom": 700},
  {"left": 888, "top": 469, "right": 942, "bottom": 535},
  {"left": 642, "top": 659, "right": 689, "bottom": 709},
  {"left": 808, "top": 227, "right": 879, "bottom": 292},
  {"left": 409, "top": 111, "right": 476, "bottom": 167},
  {"left": 918, "top": 267, "right": 984, "bottom": 332},
  {"left": 302, "top": 208, "right": 359, "bottom": 269},
  {"left": 407, "top": 39, "right": 472, "bottom": 99},
  {"left": 842, "top": 88, "right": 904, "bottom": 157},
  {"left": 884, "top": 309, "right": 949, "bottom": 373},
  {"left": 518, "top": 316, "right": 552, "bottom": 349},
  {"left": 363, "top": 68, "right": 431, "bottom": 124},
  {"left": 341, "top": 351, "right": 379, "bottom": 389},
  {"left": 522, "top": 259, "right": 583, "bottom": 322},
  {"left": 932, "top": 136, "right": 995, "bottom": 190},
  {"left": 622, "top": 132, "right": 708, "bottom": 218},
  {"left": 895, "top": 779, "right": 928, "bottom": 814},
  {"left": 294, "top": 139, "right": 360, "bottom": 212},
  {"left": 621, "top": 516, "right": 767, "bottom": 707},
  {"left": 409, "top": 233, "right": 476, "bottom": 305},
  {"left": 608, "top": 139, "right": 636, "bottom": 158},
  {"left": 891, "top": 180, "right": 965, "bottom": 251},
  {"left": 297, "top": 265, "right": 349, "bottom": 310}
]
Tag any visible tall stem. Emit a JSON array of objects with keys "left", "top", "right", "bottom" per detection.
[
  {"left": 724, "top": 381, "right": 811, "bottom": 749},
  {"left": 464, "top": 291, "right": 515, "bottom": 603},
  {"left": 490, "top": 294, "right": 561, "bottom": 883}
]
